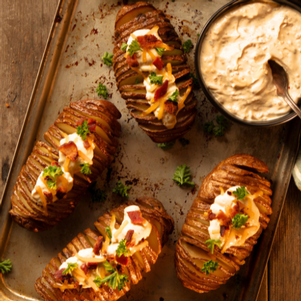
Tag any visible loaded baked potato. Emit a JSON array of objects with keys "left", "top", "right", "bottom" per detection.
[
  {"left": 10, "top": 99, "right": 121, "bottom": 232},
  {"left": 113, "top": 2, "right": 197, "bottom": 143},
  {"left": 35, "top": 197, "right": 174, "bottom": 301},
  {"left": 175, "top": 154, "right": 272, "bottom": 293}
]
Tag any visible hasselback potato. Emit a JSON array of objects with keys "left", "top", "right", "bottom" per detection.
[
  {"left": 113, "top": 2, "right": 197, "bottom": 143},
  {"left": 35, "top": 197, "right": 174, "bottom": 301},
  {"left": 175, "top": 154, "right": 272, "bottom": 293},
  {"left": 10, "top": 99, "right": 121, "bottom": 232}
]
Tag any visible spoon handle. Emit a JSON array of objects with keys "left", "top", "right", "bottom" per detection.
[{"left": 284, "top": 92, "right": 301, "bottom": 119}]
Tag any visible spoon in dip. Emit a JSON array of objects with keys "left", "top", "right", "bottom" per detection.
[{"left": 268, "top": 59, "right": 301, "bottom": 119}]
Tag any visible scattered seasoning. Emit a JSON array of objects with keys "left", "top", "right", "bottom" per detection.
[
  {"left": 96, "top": 83, "right": 109, "bottom": 99},
  {"left": 204, "top": 115, "right": 230, "bottom": 137},
  {"left": 112, "top": 181, "right": 132, "bottom": 197},
  {"left": 182, "top": 39, "right": 193, "bottom": 53},
  {"left": 5, "top": 103, "right": 10, "bottom": 108},
  {"left": 157, "top": 141, "right": 175, "bottom": 150}
]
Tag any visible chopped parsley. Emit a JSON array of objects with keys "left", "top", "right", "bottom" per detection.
[
  {"left": 157, "top": 141, "right": 175, "bottom": 150},
  {"left": 80, "top": 163, "right": 92, "bottom": 175},
  {"left": 62, "top": 262, "right": 78, "bottom": 275},
  {"left": 155, "top": 47, "right": 165, "bottom": 56},
  {"left": 168, "top": 89, "right": 179, "bottom": 102},
  {"left": 89, "top": 182, "right": 107, "bottom": 203},
  {"left": 43, "top": 165, "right": 64, "bottom": 190},
  {"left": 128, "top": 40, "right": 141, "bottom": 57},
  {"left": 0, "top": 259, "right": 12, "bottom": 274},
  {"left": 96, "top": 83, "right": 108, "bottom": 99},
  {"left": 205, "top": 239, "right": 222, "bottom": 254},
  {"left": 179, "top": 138, "right": 190, "bottom": 147},
  {"left": 76, "top": 120, "right": 90, "bottom": 140},
  {"left": 201, "top": 260, "right": 218, "bottom": 275},
  {"left": 94, "top": 261, "right": 129, "bottom": 291},
  {"left": 173, "top": 164, "right": 195, "bottom": 187},
  {"left": 204, "top": 115, "right": 230, "bottom": 137},
  {"left": 116, "top": 239, "right": 131, "bottom": 257},
  {"left": 233, "top": 186, "right": 250, "bottom": 200},
  {"left": 232, "top": 213, "right": 249, "bottom": 228},
  {"left": 149, "top": 72, "right": 163, "bottom": 85},
  {"left": 105, "top": 227, "right": 112, "bottom": 240},
  {"left": 112, "top": 181, "right": 132, "bottom": 197},
  {"left": 183, "top": 39, "right": 193, "bottom": 54},
  {"left": 102, "top": 52, "right": 113, "bottom": 66},
  {"left": 120, "top": 43, "right": 128, "bottom": 51}
]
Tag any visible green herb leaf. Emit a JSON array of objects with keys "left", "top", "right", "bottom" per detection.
[
  {"left": 112, "top": 181, "right": 131, "bottom": 197},
  {"left": 89, "top": 182, "right": 107, "bottom": 203},
  {"left": 116, "top": 239, "right": 131, "bottom": 257},
  {"left": 76, "top": 120, "right": 90, "bottom": 140},
  {"left": 120, "top": 43, "right": 128, "bottom": 51},
  {"left": 155, "top": 47, "right": 165, "bottom": 56},
  {"left": 232, "top": 213, "right": 249, "bottom": 228},
  {"left": 204, "top": 121, "right": 215, "bottom": 134},
  {"left": 201, "top": 260, "right": 218, "bottom": 275},
  {"left": 149, "top": 72, "right": 163, "bottom": 85},
  {"left": 183, "top": 39, "right": 193, "bottom": 54},
  {"left": 197, "top": 33, "right": 200, "bottom": 37},
  {"left": 80, "top": 163, "right": 92, "bottom": 175},
  {"left": 189, "top": 73, "right": 199, "bottom": 87},
  {"left": 179, "top": 138, "right": 190, "bottom": 147},
  {"left": 128, "top": 40, "right": 142, "bottom": 57},
  {"left": 43, "top": 165, "right": 64, "bottom": 190},
  {"left": 204, "top": 115, "right": 230, "bottom": 137},
  {"left": 173, "top": 164, "right": 195, "bottom": 187},
  {"left": 62, "top": 262, "right": 78, "bottom": 275},
  {"left": 168, "top": 89, "right": 179, "bottom": 102},
  {"left": 102, "top": 52, "right": 113, "bottom": 66},
  {"left": 0, "top": 259, "right": 12, "bottom": 274},
  {"left": 233, "top": 186, "right": 250, "bottom": 200},
  {"left": 104, "top": 260, "right": 115, "bottom": 273},
  {"left": 205, "top": 239, "right": 222, "bottom": 254},
  {"left": 157, "top": 141, "right": 175, "bottom": 150},
  {"left": 105, "top": 227, "right": 112, "bottom": 240},
  {"left": 96, "top": 83, "right": 108, "bottom": 99}
]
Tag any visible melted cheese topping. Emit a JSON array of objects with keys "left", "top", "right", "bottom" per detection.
[
  {"left": 200, "top": 1, "right": 301, "bottom": 121},
  {"left": 208, "top": 186, "right": 260, "bottom": 253}
]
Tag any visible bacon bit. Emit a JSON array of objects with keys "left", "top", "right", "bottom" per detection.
[
  {"left": 5, "top": 103, "right": 10, "bottom": 108},
  {"left": 164, "top": 100, "right": 178, "bottom": 114},
  {"left": 116, "top": 255, "right": 128, "bottom": 266},
  {"left": 59, "top": 141, "right": 78, "bottom": 161},
  {"left": 54, "top": 269, "right": 72, "bottom": 282},
  {"left": 229, "top": 204, "right": 239, "bottom": 219},
  {"left": 227, "top": 191, "right": 232, "bottom": 196},
  {"left": 127, "top": 210, "right": 145, "bottom": 225},
  {"left": 208, "top": 212, "right": 217, "bottom": 221},
  {"left": 76, "top": 117, "right": 86, "bottom": 126},
  {"left": 126, "top": 53, "right": 139, "bottom": 67},
  {"left": 56, "top": 187, "right": 67, "bottom": 200},
  {"left": 43, "top": 191, "right": 53, "bottom": 203},
  {"left": 153, "top": 56, "right": 164, "bottom": 70},
  {"left": 220, "top": 225, "right": 227, "bottom": 237},
  {"left": 87, "top": 262, "right": 98, "bottom": 269},
  {"left": 216, "top": 210, "right": 232, "bottom": 225},
  {"left": 137, "top": 34, "right": 160, "bottom": 48},
  {"left": 154, "top": 80, "right": 169, "bottom": 101},
  {"left": 74, "top": 281, "right": 80, "bottom": 288},
  {"left": 87, "top": 119, "right": 96, "bottom": 132},
  {"left": 83, "top": 140, "right": 91, "bottom": 149},
  {"left": 93, "top": 236, "right": 103, "bottom": 255},
  {"left": 51, "top": 162, "right": 60, "bottom": 167},
  {"left": 80, "top": 263, "right": 88, "bottom": 275},
  {"left": 125, "top": 230, "right": 134, "bottom": 246}
]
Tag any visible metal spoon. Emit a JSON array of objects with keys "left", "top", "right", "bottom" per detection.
[{"left": 268, "top": 59, "right": 301, "bottom": 119}]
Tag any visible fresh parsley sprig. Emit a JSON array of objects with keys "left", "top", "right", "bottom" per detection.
[
  {"left": 112, "top": 181, "right": 132, "bottom": 197},
  {"left": 0, "top": 259, "right": 12, "bottom": 274},
  {"left": 62, "top": 262, "right": 78, "bottom": 275},
  {"left": 155, "top": 47, "right": 165, "bottom": 56},
  {"left": 96, "top": 83, "right": 108, "bottom": 99},
  {"left": 168, "top": 89, "right": 179, "bottom": 102},
  {"left": 89, "top": 182, "right": 107, "bottom": 203},
  {"left": 201, "top": 260, "right": 218, "bottom": 275},
  {"left": 157, "top": 141, "right": 175, "bottom": 150},
  {"left": 76, "top": 120, "right": 90, "bottom": 140},
  {"left": 116, "top": 239, "right": 131, "bottom": 257},
  {"left": 232, "top": 213, "right": 249, "bottom": 228},
  {"left": 102, "top": 52, "right": 113, "bottom": 66},
  {"left": 204, "top": 115, "right": 230, "bottom": 137},
  {"left": 233, "top": 186, "right": 249, "bottom": 200},
  {"left": 80, "top": 163, "right": 92, "bottom": 175},
  {"left": 205, "top": 239, "right": 222, "bottom": 254},
  {"left": 149, "top": 72, "right": 163, "bottom": 85},
  {"left": 105, "top": 227, "right": 112, "bottom": 240},
  {"left": 43, "top": 165, "right": 64, "bottom": 190},
  {"left": 173, "top": 164, "right": 195, "bottom": 187},
  {"left": 120, "top": 43, "right": 128, "bottom": 52},
  {"left": 183, "top": 39, "right": 193, "bottom": 54},
  {"left": 128, "top": 40, "right": 141, "bottom": 57}
]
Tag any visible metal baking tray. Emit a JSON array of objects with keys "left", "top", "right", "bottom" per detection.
[{"left": 0, "top": 0, "right": 300, "bottom": 300}]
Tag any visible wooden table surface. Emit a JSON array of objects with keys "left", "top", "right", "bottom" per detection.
[{"left": 0, "top": 0, "right": 300, "bottom": 300}]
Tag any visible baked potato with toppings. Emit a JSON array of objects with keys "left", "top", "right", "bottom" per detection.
[
  {"left": 10, "top": 99, "right": 121, "bottom": 232},
  {"left": 175, "top": 154, "right": 273, "bottom": 293},
  {"left": 113, "top": 2, "right": 197, "bottom": 143},
  {"left": 35, "top": 197, "right": 174, "bottom": 301}
]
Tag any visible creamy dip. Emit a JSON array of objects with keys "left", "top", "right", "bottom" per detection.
[{"left": 200, "top": 1, "right": 301, "bottom": 121}]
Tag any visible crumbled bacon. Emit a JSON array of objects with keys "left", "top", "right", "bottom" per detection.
[
  {"left": 83, "top": 140, "right": 91, "bottom": 149},
  {"left": 93, "top": 236, "right": 103, "bottom": 255},
  {"left": 76, "top": 117, "right": 86, "bottom": 126},
  {"left": 227, "top": 191, "right": 232, "bottom": 196},
  {"left": 153, "top": 56, "right": 164, "bottom": 70},
  {"left": 164, "top": 100, "right": 178, "bottom": 114},
  {"left": 125, "top": 230, "right": 134, "bottom": 246},
  {"left": 87, "top": 262, "right": 98, "bottom": 269},
  {"left": 154, "top": 80, "right": 169, "bottom": 101},
  {"left": 127, "top": 210, "right": 145, "bottom": 225},
  {"left": 137, "top": 34, "right": 161, "bottom": 48},
  {"left": 126, "top": 53, "right": 139, "bottom": 67},
  {"left": 220, "top": 225, "right": 227, "bottom": 237},
  {"left": 59, "top": 141, "right": 78, "bottom": 161},
  {"left": 229, "top": 203, "right": 240, "bottom": 219},
  {"left": 208, "top": 212, "right": 217, "bottom": 221},
  {"left": 54, "top": 269, "right": 72, "bottom": 282},
  {"left": 51, "top": 162, "right": 60, "bottom": 167},
  {"left": 80, "top": 263, "right": 88, "bottom": 275},
  {"left": 116, "top": 254, "right": 128, "bottom": 266},
  {"left": 43, "top": 191, "right": 53, "bottom": 202},
  {"left": 56, "top": 187, "right": 67, "bottom": 200},
  {"left": 216, "top": 210, "right": 232, "bottom": 226},
  {"left": 87, "top": 118, "right": 96, "bottom": 132}
]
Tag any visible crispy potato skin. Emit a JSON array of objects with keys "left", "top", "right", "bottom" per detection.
[
  {"left": 175, "top": 154, "right": 273, "bottom": 293},
  {"left": 113, "top": 2, "right": 197, "bottom": 143},
  {"left": 9, "top": 99, "right": 121, "bottom": 232},
  {"left": 35, "top": 197, "right": 174, "bottom": 301}
]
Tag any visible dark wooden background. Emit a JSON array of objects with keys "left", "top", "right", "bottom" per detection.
[{"left": 0, "top": 0, "right": 300, "bottom": 300}]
